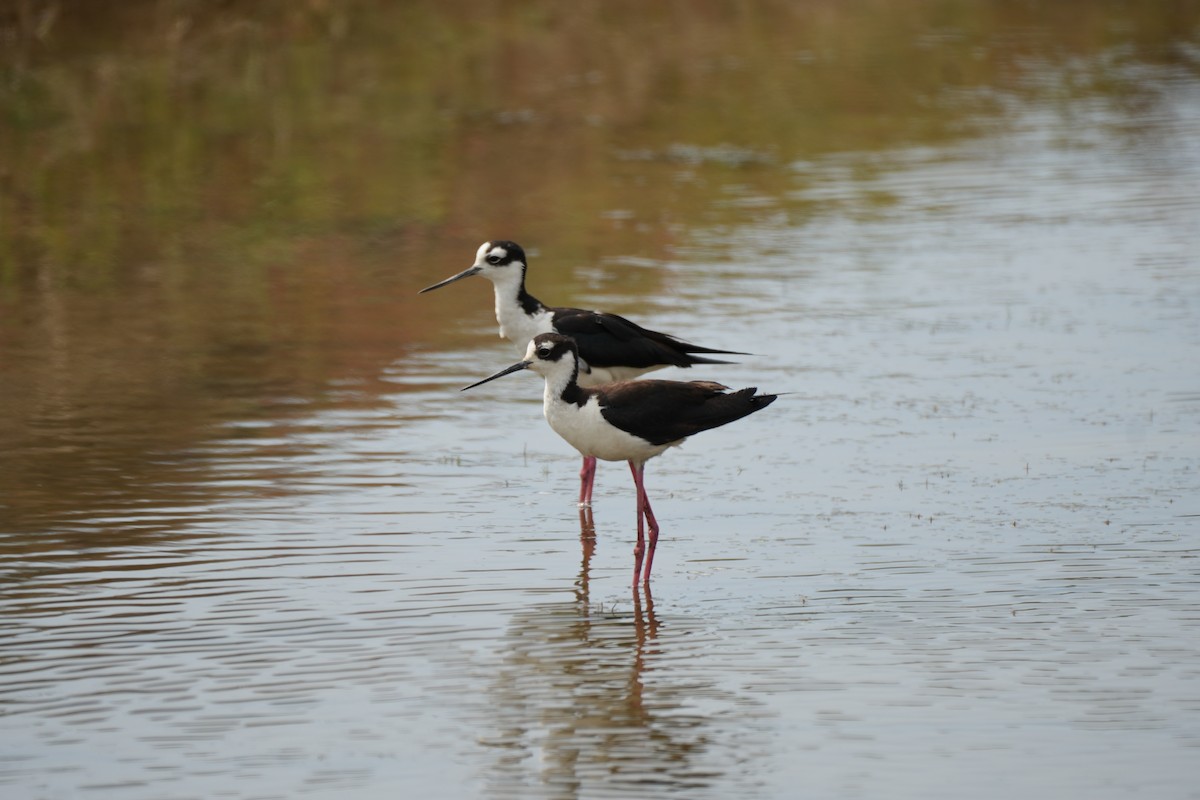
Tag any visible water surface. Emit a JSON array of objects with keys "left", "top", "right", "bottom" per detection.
[{"left": 2, "top": 3, "right": 1199, "bottom": 798}]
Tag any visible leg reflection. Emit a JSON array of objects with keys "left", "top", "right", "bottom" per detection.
[
  {"left": 632, "top": 583, "right": 658, "bottom": 645},
  {"left": 575, "top": 505, "right": 596, "bottom": 601},
  {"left": 627, "top": 583, "right": 659, "bottom": 723}
]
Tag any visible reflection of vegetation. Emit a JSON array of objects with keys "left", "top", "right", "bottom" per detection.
[
  {"left": 2, "top": 1, "right": 1195, "bottom": 284},
  {"left": 0, "top": 0, "right": 1195, "bottom": 537}
]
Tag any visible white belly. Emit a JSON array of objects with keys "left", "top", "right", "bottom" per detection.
[{"left": 544, "top": 392, "right": 676, "bottom": 463}]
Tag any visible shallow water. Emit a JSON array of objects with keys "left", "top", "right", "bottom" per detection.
[{"left": 3, "top": 4, "right": 1200, "bottom": 799}]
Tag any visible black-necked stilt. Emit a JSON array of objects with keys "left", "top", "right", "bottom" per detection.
[
  {"left": 421, "top": 240, "right": 746, "bottom": 506},
  {"left": 463, "top": 332, "right": 777, "bottom": 587}
]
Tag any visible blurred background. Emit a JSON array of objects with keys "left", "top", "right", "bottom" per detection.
[{"left": 2, "top": 2, "right": 1199, "bottom": 798}]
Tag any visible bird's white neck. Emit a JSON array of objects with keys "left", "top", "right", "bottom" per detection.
[{"left": 488, "top": 271, "right": 552, "bottom": 351}]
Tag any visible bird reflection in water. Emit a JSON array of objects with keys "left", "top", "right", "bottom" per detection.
[{"left": 477, "top": 511, "right": 744, "bottom": 798}]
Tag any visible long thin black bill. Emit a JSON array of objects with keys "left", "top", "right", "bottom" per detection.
[
  {"left": 418, "top": 265, "right": 481, "bottom": 294},
  {"left": 461, "top": 360, "right": 532, "bottom": 391}
]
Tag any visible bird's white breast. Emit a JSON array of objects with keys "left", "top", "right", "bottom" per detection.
[
  {"left": 495, "top": 295, "right": 553, "bottom": 352},
  {"left": 543, "top": 391, "right": 675, "bottom": 464}
]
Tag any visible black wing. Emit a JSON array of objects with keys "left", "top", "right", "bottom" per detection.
[
  {"left": 551, "top": 307, "right": 745, "bottom": 370},
  {"left": 597, "top": 380, "right": 777, "bottom": 446}
]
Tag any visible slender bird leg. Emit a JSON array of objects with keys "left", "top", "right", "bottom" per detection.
[
  {"left": 628, "top": 461, "right": 661, "bottom": 586},
  {"left": 578, "top": 456, "right": 598, "bottom": 507},
  {"left": 628, "top": 460, "right": 646, "bottom": 588},
  {"left": 638, "top": 470, "right": 660, "bottom": 585}
]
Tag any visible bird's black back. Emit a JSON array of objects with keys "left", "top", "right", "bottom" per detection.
[
  {"left": 595, "top": 380, "right": 777, "bottom": 446},
  {"left": 550, "top": 307, "right": 745, "bottom": 370}
]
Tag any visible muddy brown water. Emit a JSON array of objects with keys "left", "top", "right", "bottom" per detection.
[{"left": 2, "top": 3, "right": 1199, "bottom": 798}]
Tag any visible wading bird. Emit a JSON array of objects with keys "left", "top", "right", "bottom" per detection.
[
  {"left": 421, "top": 241, "right": 744, "bottom": 506},
  {"left": 463, "top": 333, "right": 777, "bottom": 587}
]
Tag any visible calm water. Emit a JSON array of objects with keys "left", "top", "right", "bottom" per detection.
[{"left": 2, "top": 3, "right": 1200, "bottom": 799}]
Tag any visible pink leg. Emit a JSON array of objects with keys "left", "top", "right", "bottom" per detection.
[
  {"left": 639, "top": 471, "right": 660, "bottom": 584},
  {"left": 578, "top": 456, "right": 597, "bottom": 507},
  {"left": 628, "top": 461, "right": 645, "bottom": 587},
  {"left": 628, "top": 461, "right": 660, "bottom": 586}
]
